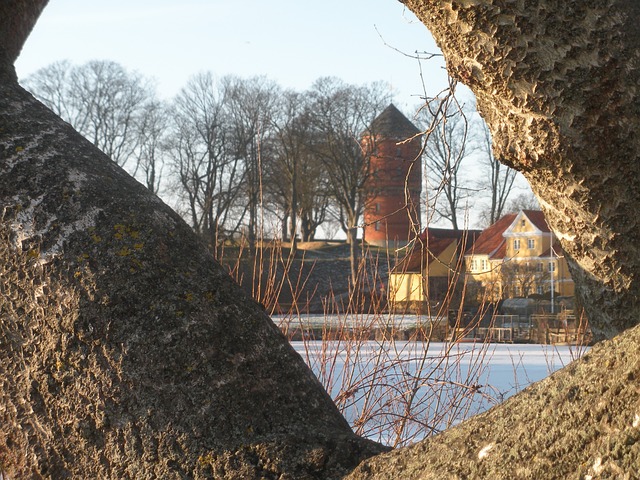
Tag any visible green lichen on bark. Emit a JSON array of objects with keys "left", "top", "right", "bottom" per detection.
[{"left": 0, "top": 72, "right": 385, "bottom": 479}]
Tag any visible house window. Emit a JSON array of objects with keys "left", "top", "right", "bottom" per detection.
[
  {"left": 527, "top": 239, "right": 535, "bottom": 249},
  {"left": 374, "top": 221, "right": 381, "bottom": 231},
  {"left": 548, "top": 262, "right": 556, "bottom": 272},
  {"left": 481, "top": 259, "right": 488, "bottom": 271},
  {"left": 374, "top": 203, "right": 380, "bottom": 213},
  {"left": 471, "top": 259, "right": 478, "bottom": 271},
  {"left": 514, "top": 285, "right": 521, "bottom": 296},
  {"left": 537, "top": 285, "right": 544, "bottom": 295},
  {"left": 521, "top": 220, "right": 526, "bottom": 227},
  {"left": 537, "top": 263, "right": 543, "bottom": 272},
  {"left": 513, "top": 239, "right": 521, "bottom": 251}
]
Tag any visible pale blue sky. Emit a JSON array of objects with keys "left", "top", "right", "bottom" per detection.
[{"left": 17, "top": 0, "right": 455, "bottom": 110}]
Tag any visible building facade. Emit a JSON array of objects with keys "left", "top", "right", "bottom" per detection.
[
  {"left": 465, "top": 210, "right": 575, "bottom": 302},
  {"left": 388, "top": 227, "right": 480, "bottom": 311},
  {"left": 362, "top": 104, "right": 422, "bottom": 248}
]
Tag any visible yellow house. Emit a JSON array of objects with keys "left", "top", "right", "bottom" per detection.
[
  {"left": 389, "top": 228, "right": 481, "bottom": 311},
  {"left": 465, "top": 210, "right": 575, "bottom": 302}
]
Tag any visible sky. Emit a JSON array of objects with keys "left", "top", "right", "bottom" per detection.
[
  {"left": 15, "top": 1, "right": 530, "bottom": 231},
  {"left": 16, "top": 0, "right": 458, "bottom": 111}
]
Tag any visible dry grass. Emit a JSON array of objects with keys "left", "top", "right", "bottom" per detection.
[
  {"left": 214, "top": 239, "right": 502, "bottom": 446},
  {"left": 212, "top": 228, "right": 589, "bottom": 447}
]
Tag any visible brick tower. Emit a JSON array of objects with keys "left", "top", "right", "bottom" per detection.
[{"left": 363, "top": 104, "right": 422, "bottom": 248}]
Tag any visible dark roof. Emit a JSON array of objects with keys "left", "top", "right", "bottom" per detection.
[
  {"left": 466, "top": 213, "right": 517, "bottom": 257},
  {"left": 368, "top": 103, "right": 421, "bottom": 140},
  {"left": 393, "top": 227, "right": 482, "bottom": 273}
]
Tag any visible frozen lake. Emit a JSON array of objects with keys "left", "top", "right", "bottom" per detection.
[{"left": 291, "top": 340, "right": 588, "bottom": 447}]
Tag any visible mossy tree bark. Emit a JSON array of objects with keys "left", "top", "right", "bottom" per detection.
[
  {"left": 0, "top": 2, "right": 385, "bottom": 478},
  {"left": 401, "top": 0, "right": 640, "bottom": 341}
]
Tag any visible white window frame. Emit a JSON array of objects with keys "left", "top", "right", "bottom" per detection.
[{"left": 527, "top": 239, "right": 535, "bottom": 249}]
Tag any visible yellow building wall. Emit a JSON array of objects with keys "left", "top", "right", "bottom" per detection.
[
  {"left": 553, "top": 256, "right": 575, "bottom": 296},
  {"left": 389, "top": 272, "right": 424, "bottom": 303},
  {"left": 390, "top": 240, "right": 464, "bottom": 304},
  {"left": 426, "top": 242, "right": 460, "bottom": 277},
  {"left": 465, "top": 254, "right": 503, "bottom": 302},
  {"left": 465, "top": 215, "right": 575, "bottom": 300}
]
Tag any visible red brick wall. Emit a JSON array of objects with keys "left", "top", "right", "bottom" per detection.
[{"left": 363, "top": 135, "right": 422, "bottom": 247}]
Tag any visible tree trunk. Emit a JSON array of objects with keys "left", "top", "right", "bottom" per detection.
[
  {"left": 0, "top": 5, "right": 385, "bottom": 478},
  {"left": 0, "top": 0, "right": 48, "bottom": 72},
  {"left": 348, "top": 322, "right": 640, "bottom": 479},
  {"left": 403, "top": 0, "right": 640, "bottom": 341},
  {"left": 345, "top": 0, "right": 640, "bottom": 477},
  {"left": 6, "top": 1, "right": 640, "bottom": 478}
]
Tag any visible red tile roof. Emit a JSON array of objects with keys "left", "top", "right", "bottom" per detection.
[
  {"left": 465, "top": 213, "right": 517, "bottom": 257},
  {"left": 489, "top": 239, "right": 508, "bottom": 260},
  {"left": 468, "top": 210, "right": 554, "bottom": 260}
]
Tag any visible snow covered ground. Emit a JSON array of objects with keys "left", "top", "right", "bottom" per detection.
[{"left": 291, "top": 340, "right": 588, "bottom": 446}]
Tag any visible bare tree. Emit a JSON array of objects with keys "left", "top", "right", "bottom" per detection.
[
  {"left": 131, "top": 99, "right": 168, "bottom": 194},
  {"left": 420, "top": 93, "right": 473, "bottom": 230},
  {"left": 308, "top": 77, "right": 390, "bottom": 283},
  {"left": 264, "top": 89, "right": 331, "bottom": 248},
  {"left": 224, "top": 76, "right": 280, "bottom": 249},
  {"left": 499, "top": 260, "right": 546, "bottom": 298},
  {"left": 20, "top": 59, "right": 72, "bottom": 117},
  {"left": 166, "top": 72, "right": 245, "bottom": 247},
  {"left": 23, "top": 59, "right": 153, "bottom": 169},
  {"left": 476, "top": 120, "right": 518, "bottom": 226},
  {"left": 506, "top": 191, "right": 541, "bottom": 213},
  {"left": 298, "top": 163, "right": 330, "bottom": 242},
  {"left": 266, "top": 90, "right": 308, "bottom": 250}
]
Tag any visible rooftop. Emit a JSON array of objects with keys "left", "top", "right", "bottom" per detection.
[
  {"left": 466, "top": 213, "right": 517, "bottom": 257},
  {"left": 368, "top": 103, "right": 421, "bottom": 140}
]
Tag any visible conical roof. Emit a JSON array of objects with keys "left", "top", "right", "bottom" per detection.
[{"left": 368, "top": 103, "right": 421, "bottom": 139}]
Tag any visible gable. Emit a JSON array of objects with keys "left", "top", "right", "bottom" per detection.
[{"left": 503, "top": 210, "right": 550, "bottom": 237}]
